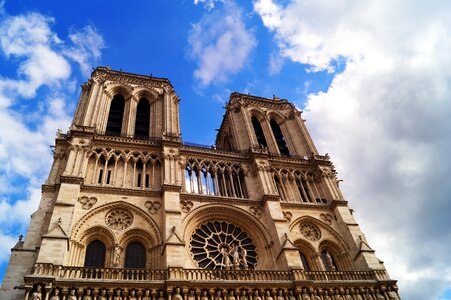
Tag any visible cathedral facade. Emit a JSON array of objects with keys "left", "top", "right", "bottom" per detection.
[{"left": 1, "top": 67, "right": 400, "bottom": 300}]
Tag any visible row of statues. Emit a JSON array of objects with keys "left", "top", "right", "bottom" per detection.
[
  {"left": 29, "top": 286, "right": 400, "bottom": 300},
  {"left": 221, "top": 244, "right": 248, "bottom": 270}
]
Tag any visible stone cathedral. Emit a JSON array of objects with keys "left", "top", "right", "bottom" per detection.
[{"left": 1, "top": 67, "right": 400, "bottom": 300}]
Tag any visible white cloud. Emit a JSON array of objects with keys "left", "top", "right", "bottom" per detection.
[
  {"left": 188, "top": 1, "right": 257, "bottom": 85},
  {"left": 255, "top": 0, "right": 451, "bottom": 299},
  {"left": 63, "top": 25, "right": 105, "bottom": 76},
  {"left": 193, "top": 0, "right": 222, "bottom": 10},
  {"left": 0, "top": 9, "right": 103, "bottom": 267}
]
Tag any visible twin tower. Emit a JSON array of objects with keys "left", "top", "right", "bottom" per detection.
[{"left": 1, "top": 67, "right": 400, "bottom": 300}]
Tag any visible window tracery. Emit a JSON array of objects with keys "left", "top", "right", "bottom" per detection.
[
  {"left": 190, "top": 221, "right": 257, "bottom": 270},
  {"left": 184, "top": 159, "right": 246, "bottom": 198},
  {"left": 299, "top": 223, "right": 321, "bottom": 241},
  {"left": 105, "top": 209, "right": 133, "bottom": 230}
]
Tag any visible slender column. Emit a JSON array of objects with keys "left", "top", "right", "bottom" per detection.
[
  {"left": 236, "top": 173, "right": 244, "bottom": 198},
  {"left": 152, "top": 162, "right": 155, "bottom": 189},
  {"left": 85, "top": 79, "right": 100, "bottom": 126},
  {"left": 197, "top": 169, "right": 203, "bottom": 194},
  {"left": 142, "top": 161, "right": 147, "bottom": 190},
  {"left": 213, "top": 173, "right": 219, "bottom": 195},
  {"left": 204, "top": 172, "right": 210, "bottom": 195},
  {"left": 132, "top": 161, "right": 137, "bottom": 188},
  {"left": 102, "top": 158, "right": 109, "bottom": 185},
  {"left": 298, "top": 179, "right": 309, "bottom": 203},
  {"left": 228, "top": 171, "right": 237, "bottom": 198},
  {"left": 91, "top": 157, "right": 99, "bottom": 184},
  {"left": 189, "top": 168, "right": 194, "bottom": 193},
  {"left": 284, "top": 176, "right": 295, "bottom": 202},
  {"left": 80, "top": 151, "right": 90, "bottom": 178},
  {"left": 113, "top": 158, "right": 119, "bottom": 186},
  {"left": 279, "top": 176, "right": 289, "bottom": 201},
  {"left": 311, "top": 179, "right": 322, "bottom": 202},
  {"left": 122, "top": 159, "right": 128, "bottom": 187},
  {"left": 305, "top": 180, "right": 316, "bottom": 202},
  {"left": 221, "top": 172, "right": 228, "bottom": 197}
]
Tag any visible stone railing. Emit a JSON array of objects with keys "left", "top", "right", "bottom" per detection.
[{"left": 31, "top": 264, "right": 389, "bottom": 283}]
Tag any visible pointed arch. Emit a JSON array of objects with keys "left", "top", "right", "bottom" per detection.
[
  {"left": 270, "top": 119, "right": 290, "bottom": 156},
  {"left": 105, "top": 94, "right": 125, "bottom": 135},
  {"left": 134, "top": 98, "right": 150, "bottom": 138}
]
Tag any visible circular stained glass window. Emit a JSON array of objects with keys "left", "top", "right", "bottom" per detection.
[{"left": 190, "top": 221, "right": 257, "bottom": 270}]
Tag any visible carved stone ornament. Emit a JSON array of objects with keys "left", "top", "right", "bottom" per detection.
[
  {"left": 249, "top": 206, "right": 263, "bottom": 219},
  {"left": 105, "top": 209, "right": 133, "bottom": 230},
  {"left": 283, "top": 211, "right": 293, "bottom": 223},
  {"left": 180, "top": 200, "right": 194, "bottom": 213},
  {"left": 145, "top": 201, "right": 161, "bottom": 214},
  {"left": 320, "top": 213, "right": 333, "bottom": 225},
  {"left": 78, "top": 196, "right": 97, "bottom": 210},
  {"left": 299, "top": 222, "right": 321, "bottom": 241}
]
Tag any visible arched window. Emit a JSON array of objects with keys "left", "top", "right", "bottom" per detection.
[
  {"left": 84, "top": 240, "right": 106, "bottom": 267},
  {"left": 320, "top": 250, "right": 338, "bottom": 271},
  {"left": 270, "top": 119, "right": 290, "bottom": 156},
  {"left": 106, "top": 94, "right": 125, "bottom": 136},
  {"left": 134, "top": 98, "right": 150, "bottom": 138},
  {"left": 299, "top": 251, "right": 311, "bottom": 271},
  {"left": 124, "top": 242, "right": 146, "bottom": 268},
  {"left": 251, "top": 116, "right": 268, "bottom": 148}
]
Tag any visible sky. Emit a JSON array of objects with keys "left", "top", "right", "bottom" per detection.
[{"left": 0, "top": 0, "right": 450, "bottom": 299}]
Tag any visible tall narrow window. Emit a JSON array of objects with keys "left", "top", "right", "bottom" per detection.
[
  {"left": 106, "top": 94, "right": 125, "bottom": 136},
  {"left": 270, "top": 119, "right": 290, "bottom": 156},
  {"left": 134, "top": 98, "right": 150, "bottom": 138},
  {"left": 251, "top": 116, "right": 268, "bottom": 148},
  {"left": 299, "top": 251, "right": 311, "bottom": 271},
  {"left": 124, "top": 242, "right": 146, "bottom": 268},
  {"left": 84, "top": 240, "right": 106, "bottom": 267}
]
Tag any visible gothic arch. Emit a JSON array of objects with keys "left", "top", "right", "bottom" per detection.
[
  {"left": 181, "top": 203, "right": 275, "bottom": 269},
  {"left": 289, "top": 215, "right": 348, "bottom": 251},
  {"left": 104, "top": 83, "right": 133, "bottom": 100},
  {"left": 71, "top": 201, "right": 162, "bottom": 246},
  {"left": 132, "top": 87, "right": 160, "bottom": 103}
]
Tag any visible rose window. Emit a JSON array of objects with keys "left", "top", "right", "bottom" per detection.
[
  {"left": 190, "top": 221, "right": 257, "bottom": 270},
  {"left": 300, "top": 222, "right": 321, "bottom": 241},
  {"left": 105, "top": 209, "right": 133, "bottom": 230}
]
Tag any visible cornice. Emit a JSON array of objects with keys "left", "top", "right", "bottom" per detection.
[
  {"left": 81, "top": 185, "right": 161, "bottom": 197},
  {"left": 280, "top": 201, "right": 331, "bottom": 210},
  {"left": 180, "top": 193, "right": 260, "bottom": 206},
  {"left": 59, "top": 176, "right": 84, "bottom": 185},
  {"left": 180, "top": 145, "right": 248, "bottom": 161}
]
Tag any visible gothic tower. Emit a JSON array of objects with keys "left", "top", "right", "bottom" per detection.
[{"left": 1, "top": 67, "right": 401, "bottom": 300}]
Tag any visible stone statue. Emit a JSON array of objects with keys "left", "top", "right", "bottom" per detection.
[
  {"left": 354, "top": 291, "right": 363, "bottom": 300},
  {"left": 301, "top": 289, "right": 311, "bottom": 300},
  {"left": 83, "top": 289, "right": 93, "bottom": 300},
  {"left": 254, "top": 291, "right": 262, "bottom": 300},
  {"left": 99, "top": 289, "right": 108, "bottom": 300},
  {"left": 239, "top": 247, "right": 248, "bottom": 270},
  {"left": 49, "top": 289, "right": 60, "bottom": 300},
  {"left": 114, "top": 244, "right": 121, "bottom": 267},
  {"left": 240, "top": 290, "right": 249, "bottom": 300},
  {"left": 374, "top": 292, "right": 385, "bottom": 300},
  {"left": 231, "top": 244, "right": 241, "bottom": 270},
  {"left": 113, "top": 289, "right": 123, "bottom": 300},
  {"left": 276, "top": 290, "right": 284, "bottom": 300},
  {"left": 221, "top": 247, "right": 231, "bottom": 270},
  {"left": 142, "top": 290, "right": 152, "bottom": 300},
  {"left": 323, "top": 251, "right": 336, "bottom": 271},
  {"left": 287, "top": 290, "right": 296, "bottom": 300},
  {"left": 387, "top": 288, "right": 399, "bottom": 300},
  {"left": 31, "top": 285, "right": 42, "bottom": 300},
  {"left": 334, "top": 290, "right": 343, "bottom": 300},
  {"left": 128, "top": 290, "right": 137, "bottom": 300},
  {"left": 323, "top": 291, "right": 332, "bottom": 300},
  {"left": 311, "top": 290, "right": 321, "bottom": 300},
  {"left": 201, "top": 290, "right": 209, "bottom": 300},
  {"left": 228, "top": 291, "right": 236, "bottom": 300},
  {"left": 343, "top": 290, "right": 353, "bottom": 300},
  {"left": 188, "top": 290, "right": 196, "bottom": 300},
  {"left": 214, "top": 290, "right": 222, "bottom": 300},
  {"left": 265, "top": 291, "right": 273, "bottom": 300},
  {"left": 67, "top": 289, "right": 77, "bottom": 300},
  {"left": 174, "top": 288, "right": 183, "bottom": 300},
  {"left": 157, "top": 291, "right": 166, "bottom": 300}
]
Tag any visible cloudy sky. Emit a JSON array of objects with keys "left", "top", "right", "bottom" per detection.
[{"left": 0, "top": 1, "right": 450, "bottom": 299}]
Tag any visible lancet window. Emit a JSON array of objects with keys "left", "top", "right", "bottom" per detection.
[
  {"left": 134, "top": 98, "right": 150, "bottom": 138},
  {"left": 299, "top": 251, "right": 311, "bottom": 271},
  {"left": 270, "top": 119, "right": 290, "bottom": 156},
  {"left": 184, "top": 160, "right": 246, "bottom": 198},
  {"left": 273, "top": 169, "right": 329, "bottom": 204},
  {"left": 84, "top": 240, "right": 106, "bottom": 268},
  {"left": 105, "top": 94, "right": 125, "bottom": 136},
  {"left": 251, "top": 116, "right": 268, "bottom": 148},
  {"left": 124, "top": 242, "right": 146, "bottom": 268}
]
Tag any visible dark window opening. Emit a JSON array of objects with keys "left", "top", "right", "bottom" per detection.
[
  {"left": 299, "top": 251, "right": 311, "bottom": 271},
  {"left": 137, "top": 173, "right": 141, "bottom": 187},
  {"left": 106, "top": 94, "right": 125, "bottom": 136},
  {"left": 145, "top": 174, "right": 149, "bottom": 188},
  {"left": 270, "top": 119, "right": 290, "bottom": 156},
  {"left": 106, "top": 170, "right": 111, "bottom": 184},
  {"left": 251, "top": 116, "right": 267, "bottom": 148},
  {"left": 84, "top": 240, "right": 106, "bottom": 268},
  {"left": 98, "top": 169, "right": 103, "bottom": 184},
  {"left": 124, "top": 242, "right": 146, "bottom": 268},
  {"left": 134, "top": 98, "right": 150, "bottom": 138}
]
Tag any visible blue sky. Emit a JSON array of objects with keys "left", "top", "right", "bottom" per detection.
[{"left": 0, "top": 1, "right": 451, "bottom": 299}]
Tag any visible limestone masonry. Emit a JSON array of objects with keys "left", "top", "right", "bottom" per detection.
[{"left": 0, "top": 67, "right": 400, "bottom": 300}]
